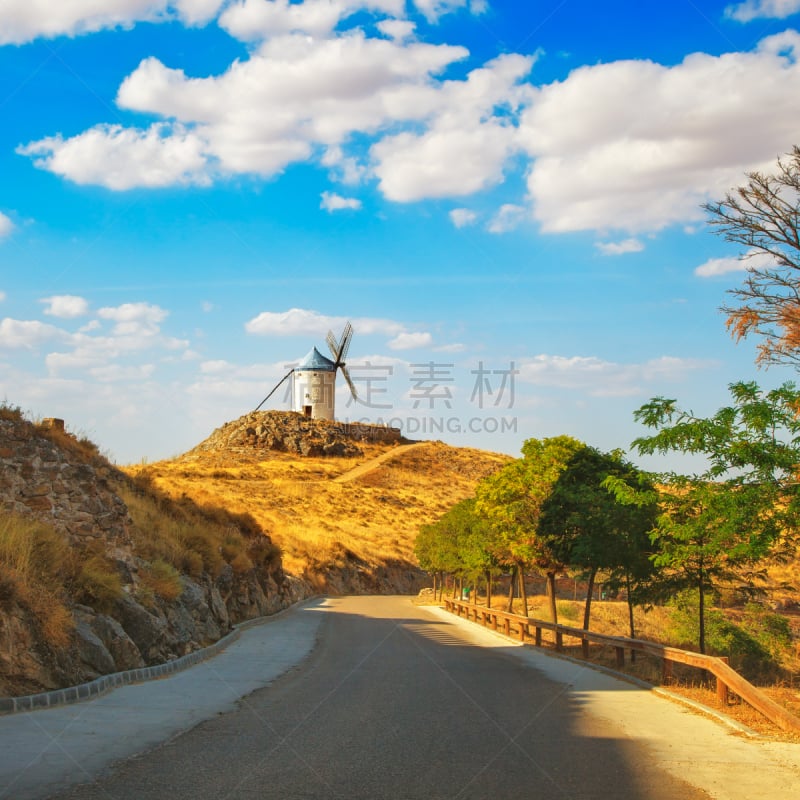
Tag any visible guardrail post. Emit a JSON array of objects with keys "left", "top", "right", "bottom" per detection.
[
  {"left": 535, "top": 627, "right": 542, "bottom": 647},
  {"left": 519, "top": 621, "right": 527, "bottom": 642},
  {"left": 503, "top": 617, "right": 511, "bottom": 636},
  {"left": 717, "top": 657, "right": 729, "bottom": 704},
  {"left": 492, "top": 614, "right": 498, "bottom": 631},
  {"left": 581, "top": 636, "right": 589, "bottom": 659},
  {"left": 615, "top": 646, "right": 625, "bottom": 667},
  {"left": 662, "top": 658, "right": 673, "bottom": 685},
  {"left": 555, "top": 630, "right": 563, "bottom": 652}
]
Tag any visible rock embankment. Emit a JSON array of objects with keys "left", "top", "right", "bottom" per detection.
[
  {"left": 182, "top": 410, "right": 403, "bottom": 460},
  {"left": 0, "top": 412, "right": 302, "bottom": 698}
]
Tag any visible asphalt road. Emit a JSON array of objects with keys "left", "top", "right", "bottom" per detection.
[{"left": 48, "top": 596, "right": 711, "bottom": 800}]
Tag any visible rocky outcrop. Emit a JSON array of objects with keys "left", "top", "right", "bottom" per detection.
[{"left": 182, "top": 410, "right": 404, "bottom": 461}]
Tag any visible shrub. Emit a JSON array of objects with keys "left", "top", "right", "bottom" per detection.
[
  {"left": 139, "top": 559, "right": 183, "bottom": 601},
  {"left": 71, "top": 555, "right": 123, "bottom": 613},
  {"left": 668, "top": 591, "right": 787, "bottom": 679}
]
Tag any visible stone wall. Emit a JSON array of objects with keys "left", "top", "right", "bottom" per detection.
[{"left": 0, "top": 416, "right": 131, "bottom": 547}]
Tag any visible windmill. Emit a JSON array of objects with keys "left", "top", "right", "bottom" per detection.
[{"left": 255, "top": 322, "right": 358, "bottom": 420}]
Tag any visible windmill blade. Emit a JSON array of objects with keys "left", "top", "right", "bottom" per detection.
[
  {"left": 326, "top": 330, "right": 339, "bottom": 361},
  {"left": 338, "top": 321, "right": 353, "bottom": 364},
  {"left": 254, "top": 369, "right": 294, "bottom": 411},
  {"left": 341, "top": 364, "right": 358, "bottom": 402}
]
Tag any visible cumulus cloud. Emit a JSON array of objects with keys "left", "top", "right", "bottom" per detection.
[
  {"left": 449, "top": 208, "right": 478, "bottom": 228},
  {"left": 320, "top": 191, "right": 362, "bottom": 212},
  {"left": 520, "top": 30, "right": 800, "bottom": 234},
  {"left": 97, "top": 302, "right": 169, "bottom": 336},
  {"left": 40, "top": 295, "right": 90, "bottom": 319},
  {"left": 0, "top": 318, "right": 67, "bottom": 349},
  {"left": 518, "top": 354, "right": 714, "bottom": 397},
  {"left": 19, "top": 123, "right": 210, "bottom": 190},
  {"left": 387, "top": 331, "right": 433, "bottom": 350},
  {"left": 694, "top": 249, "right": 780, "bottom": 277},
  {"left": 725, "top": 0, "right": 800, "bottom": 21},
  {"left": 595, "top": 238, "right": 645, "bottom": 256},
  {"left": 244, "top": 307, "right": 435, "bottom": 352},
  {"left": 0, "top": 0, "right": 226, "bottom": 45},
  {"left": 0, "top": 213, "right": 14, "bottom": 239},
  {"left": 487, "top": 203, "right": 525, "bottom": 234}
]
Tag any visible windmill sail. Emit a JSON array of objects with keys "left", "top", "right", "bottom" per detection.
[{"left": 327, "top": 322, "right": 357, "bottom": 402}]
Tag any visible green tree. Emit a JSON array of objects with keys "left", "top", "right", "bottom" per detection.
[
  {"left": 703, "top": 146, "right": 800, "bottom": 368},
  {"left": 475, "top": 436, "right": 585, "bottom": 621},
  {"left": 540, "top": 446, "right": 657, "bottom": 632},
  {"left": 614, "top": 381, "right": 800, "bottom": 654}
]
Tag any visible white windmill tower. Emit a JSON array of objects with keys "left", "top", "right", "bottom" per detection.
[{"left": 255, "top": 322, "right": 358, "bottom": 420}]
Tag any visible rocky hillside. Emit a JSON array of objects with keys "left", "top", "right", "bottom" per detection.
[
  {"left": 0, "top": 409, "right": 301, "bottom": 697},
  {"left": 132, "top": 411, "right": 512, "bottom": 595}
]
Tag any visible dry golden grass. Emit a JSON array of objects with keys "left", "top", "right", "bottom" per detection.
[
  {"left": 125, "top": 440, "right": 510, "bottom": 586},
  {"left": 0, "top": 510, "right": 75, "bottom": 647}
]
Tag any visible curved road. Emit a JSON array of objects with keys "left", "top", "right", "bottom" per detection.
[{"left": 48, "top": 596, "right": 716, "bottom": 800}]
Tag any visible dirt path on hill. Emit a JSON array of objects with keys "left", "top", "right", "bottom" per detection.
[{"left": 333, "top": 442, "right": 427, "bottom": 483}]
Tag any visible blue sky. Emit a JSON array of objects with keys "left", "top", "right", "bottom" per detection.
[{"left": 1, "top": 0, "right": 800, "bottom": 467}]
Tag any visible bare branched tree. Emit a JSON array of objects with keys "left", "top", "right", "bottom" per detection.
[{"left": 703, "top": 145, "right": 800, "bottom": 368}]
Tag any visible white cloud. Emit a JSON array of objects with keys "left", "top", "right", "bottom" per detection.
[
  {"left": 518, "top": 354, "right": 714, "bottom": 397},
  {"left": 0, "top": 0, "right": 226, "bottom": 46},
  {"left": 40, "top": 295, "right": 90, "bottom": 319},
  {"left": 725, "top": 0, "right": 800, "bottom": 22},
  {"left": 19, "top": 123, "right": 210, "bottom": 190},
  {"left": 412, "top": 0, "right": 483, "bottom": 22},
  {"left": 377, "top": 18, "right": 415, "bottom": 40},
  {"left": 595, "top": 238, "right": 645, "bottom": 256},
  {"left": 0, "top": 292, "right": 5, "bottom": 303},
  {"left": 320, "top": 191, "right": 362, "bottom": 212},
  {"left": 487, "top": 203, "right": 525, "bottom": 234},
  {"left": 387, "top": 331, "right": 433, "bottom": 350},
  {"left": 694, "top": 249, "right": 780, "bottom": 277},
  {"left": 449, "top": 208, "right": 478, "bottom": 228},
  {"left": 245, "top": 308, "right": 405, "bottom": 337},
  {"left": 0, "top": 318, "right": 67, "bottom": 349},
  {"left": 520, "top": 31, "right": 800, "bottom": 234},
  {"left": 0, "top": 213, "right": 14, "bottom": 239},
  {"left": 97, "top": 302, "right": 169, "bottom": 336}
]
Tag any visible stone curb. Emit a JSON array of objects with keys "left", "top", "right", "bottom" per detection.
[{"left": 0, "top": 605, "right": 297, "bottom": 716}]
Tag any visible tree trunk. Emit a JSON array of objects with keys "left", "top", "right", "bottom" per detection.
[
  {"left": 452, "top": 575, "right": 458, "bottom": 600},
  {"left": 485, "top": 570, "right": 492, "bottom": 609},
  {"left": 698, "top": 572, "right": 706, "bottom": 655},
  {"left": 546, "top": 570, "right": 558, "bottom": 623},
  {"left": 432, "top": 572, "right": 437, "bottom": 599},
  {"left": 517, "top": 563, "right": 529, "bottom": 617},
  {"left": 506, "top": 565, "right": 517, "bottom": 613},
  {"left": 582, "top": 567, "right": 597, "bottom": 630},
  {"left": 626, "top": 572, "right": 637, "bottom": 663}
]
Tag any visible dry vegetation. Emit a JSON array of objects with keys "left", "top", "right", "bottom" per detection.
[{"left": 126, "top": 439, "right": 510, "bottom": 587}]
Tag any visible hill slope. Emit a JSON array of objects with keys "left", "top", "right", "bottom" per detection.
[{"left": 127, "top": 411, "right": 511, "bottom": 593}]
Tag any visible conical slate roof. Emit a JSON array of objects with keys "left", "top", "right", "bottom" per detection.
[{"left": 297, "top": 346, "right": 336, "bottom": 371}]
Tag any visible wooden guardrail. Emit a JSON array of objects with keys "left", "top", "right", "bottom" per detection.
[{"left": 443, "top": 598, "right": 800, "bottom": 735}]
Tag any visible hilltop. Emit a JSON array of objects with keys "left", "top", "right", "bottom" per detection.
[{"left": 128, "top": 411, "right": 511, "bottom": 593}]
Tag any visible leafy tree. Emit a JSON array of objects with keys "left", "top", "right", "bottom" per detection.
[
  {"left": 539, "top": 446, "right": 657, "bottom": 632},
  {"left": 703, "top": 146, "right": 800, "bottom": 368},
  {"left": 612, "top": 381, "right": 800, "bottom": 654},
  {"left": 475, "top": 436, "right": 585, "bottom": 621}
]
